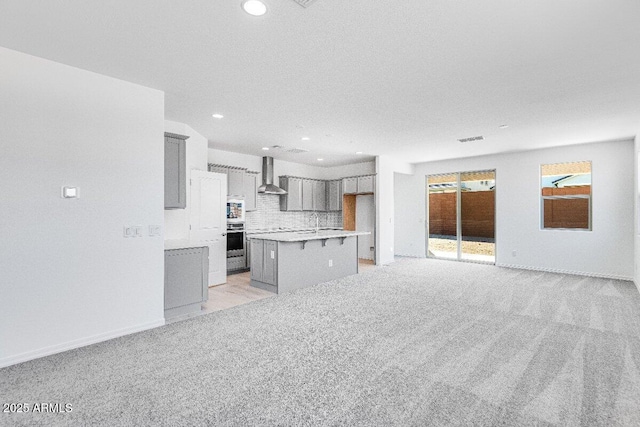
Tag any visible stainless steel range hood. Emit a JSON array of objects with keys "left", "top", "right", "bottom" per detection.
[{"left": 257, "top": 156, "right": 287, "bottom": 195}]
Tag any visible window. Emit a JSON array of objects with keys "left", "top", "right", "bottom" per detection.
[{"left": 541, "top": 161, "right": 591, "bottom": 230}]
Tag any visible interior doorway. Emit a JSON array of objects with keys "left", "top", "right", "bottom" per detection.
[{"left": 426, "top": 170, "right": 496, "bottom": 263}]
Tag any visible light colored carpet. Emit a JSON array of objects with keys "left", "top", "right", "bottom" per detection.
[{"left": 2, "top": 258, "right": 640, "bottom": 426}]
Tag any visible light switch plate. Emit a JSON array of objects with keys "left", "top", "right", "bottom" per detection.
[
  {"left": 123, "top": 226, "right": 134, "bottom": 238},
  {"left": 133, "top": 226, "right": 143, "bottom": 237},
  {"left": 61, "top": 186, "right": 79, "bottom": 198}
]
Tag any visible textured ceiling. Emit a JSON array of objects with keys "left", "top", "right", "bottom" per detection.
[{"left": 1, "top": 0, "right": 639, "bottom": 166}]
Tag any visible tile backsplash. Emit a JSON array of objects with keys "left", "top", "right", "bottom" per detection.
[{"left": 246, "top": 194, "right": 342, "bottom": 231}]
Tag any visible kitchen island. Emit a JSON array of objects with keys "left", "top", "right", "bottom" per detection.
[{"left": 248, "top": 230, "right": 370, "bottom": 294}]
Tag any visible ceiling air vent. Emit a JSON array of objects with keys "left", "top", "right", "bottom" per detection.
[
  {"left": 458, "top": 135, "right": 485, "bottom": 143},
  {"left": 292, "top": 0, "right": 318, "bottom": 7},
  {"left": 285, "top": 148, "right": 309, "bottom": 154}
]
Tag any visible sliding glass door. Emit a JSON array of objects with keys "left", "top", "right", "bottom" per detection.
[
  {"left": 427, "top": 170, "right": 495, "bottom": 263},
  {"left": 426, "top": 174, "right": 458, "bottom": 259}
]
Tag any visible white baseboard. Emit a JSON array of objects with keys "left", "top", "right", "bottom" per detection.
[
  {"left": 0, "top": 318, "right": 165, "bottom": 369},
  {"left": 496, "top": 262, "right": 633, "bottom": 282}
]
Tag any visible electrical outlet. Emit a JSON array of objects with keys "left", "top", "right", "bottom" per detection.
[
  {"left": 133, "top": 226, "right": 143, "bottom": 237},
  {"left": 329, "top": 259, "right": 333, "bottom": 267},
  {"left": 123, "top": 226, "right": 134, "bottom": 238}
]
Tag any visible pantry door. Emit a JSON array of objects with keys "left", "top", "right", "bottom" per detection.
[{"left": 190, "top": 170, "right": 227, "bottom": 285}]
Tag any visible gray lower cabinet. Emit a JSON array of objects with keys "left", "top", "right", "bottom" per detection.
[
  {"left": 164, "top": 247, "right": 209, "bottom": 319},
  {"left": 263, "top": 241, "right": 277, "bottom": 285},
  {"left": 327, "top": 180, "right": 342, "bottom": 211},
  {"left": 249, "top": 235, "right": 359, "bottom": 294},
  {"left": 250, "top": 239, "right": 264, "bottom": 282},
  {"left": 164, "top": 133, "right": 188, "bottom": 209},
  {"left": 250, "top": 239, "right": 277, "bottom": 291}
]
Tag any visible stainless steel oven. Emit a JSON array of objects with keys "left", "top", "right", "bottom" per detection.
[
  {"left": 226, "top": 223, "right": 246, "bottom": 272},
  {"left": 227, "top": 223, "right": 245, "bottom": 257}
]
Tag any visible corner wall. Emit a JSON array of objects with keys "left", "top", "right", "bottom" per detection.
[
  {"left": 376, "top": 156, "right": 414, "bottom": 265},
  {"left": 0, "top": 48, "right": 165, "bottom": 367},
  {"left": 394, "top": 139, "right": 635, "bottom": 279},
  {"left": 632, "top": 134, "right": 640, "bottom": 291}
]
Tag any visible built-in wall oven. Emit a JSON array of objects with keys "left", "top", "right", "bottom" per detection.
[{"left": 226, "top": 222, "right": 246, "bottom": 272}]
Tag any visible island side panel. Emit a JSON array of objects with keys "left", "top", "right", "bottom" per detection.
[{"left": 276, "top": 236, "right": 358, "bottom": 294}]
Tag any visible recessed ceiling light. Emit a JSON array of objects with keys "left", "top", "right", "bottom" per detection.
[
  {"left": 212, "top": 113, "right": 224, "bottom": 119},
  {"left": 301, "top": 137, "right": 310, "bottom": 141},
  {"left": 355, "top": 151, "right": 363, "bottom": 154},
  {"left": 262, "top": 147, "right": 269, "bottom": 150},
  {"left": 242, "top": 0, "right": 267, "bottom": 16},
  {"left": 317, "top": 158, "right": 324, "bottom": 161},
  {"left": 499, "top": 124, "right": 509, "bottom": 129}
]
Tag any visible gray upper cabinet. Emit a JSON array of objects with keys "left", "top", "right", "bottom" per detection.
[
  {"left": 209, "top": 165, "right": 259, "bottom": 206},
  {"left": 313, "top": 180, "right": 326, "bottom": 211},
  {"left": 279, "top": 177, "right": 303, "bottom": 211},
  {"left": 209, "top": 165, "right": 228, "bottom": 175},
  {"left": 327, "top": 180, "right": 342, "bottom": 211},
  {"left": 343, "top": 175, "right": 375, "bottom": 195},
  {"left": 227, "top": 168, "right": 244, "bottom": 197},
  {"left": 343, "top": 177, "right": 358, "bottom": 195},
  {"left": 164, "top": 133, "right": 188, "bottom": 209},
  {"left": 302, "top": 179, "right": 314, "bottom": 211},
  {"left": 280, "top": 176, "right": 346, "bottom": 211},
  {"left": 244, "top": 172, "right": 258, "bottom": 211},
  {"left": 358, "top": 175, "right": 374, "bottom": 193}
]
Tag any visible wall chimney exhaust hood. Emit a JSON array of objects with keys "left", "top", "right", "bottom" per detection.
[{"left": 257, "top": 156, "right": 287, "bottom": 195}]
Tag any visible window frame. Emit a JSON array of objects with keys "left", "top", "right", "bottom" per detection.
[{"left": 539, "top": 161, "right": 592, "bottom": 232}]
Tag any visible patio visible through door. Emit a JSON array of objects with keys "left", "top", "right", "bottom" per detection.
[{"left": 427, "top": 170, "right": 495, "bottom": 263}]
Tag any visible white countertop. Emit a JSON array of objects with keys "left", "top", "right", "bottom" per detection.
[
  {"left": 164, "top": 240, "right": 209, "bottom": 250},
  {"left": 247, "top": 230, "right": 370, "bottom": 242},
  {"left": 245, "top": 227, "right": 342, "bottom": 234}
]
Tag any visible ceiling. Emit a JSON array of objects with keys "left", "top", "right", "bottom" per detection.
[{"left": 1, "top": 0, "right": 639, "bottom": 167}]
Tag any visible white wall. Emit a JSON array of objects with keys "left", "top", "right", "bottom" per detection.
[
  {"left": 0, "top": 47, "right": 165, "bottom": 367},
  {"left": 356, "top": 195, "right": 375, "bottom": 260},
  {"left": 394, "top": 139, "right": 635, "bottom": 279},
  {"left": 635, "top": 134, "right": 640, "bottom": 288},
  {"left": 208, "top": 148, "right": 375, "bottom": 181},
  {"left": 375, "top": 156, "right": 414, "bottom": 265},
  {"left": 164, "top": 120, "right": 208, "bottom": 240},
  {"left": 324, "top": 161, "right": 376, "bottom": 179},
  {"left": 395, "top": 171, "right": 427, "bottom": 257},
  {"left": 209, "top": 149, "right": 326, "bottom": 180}
]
